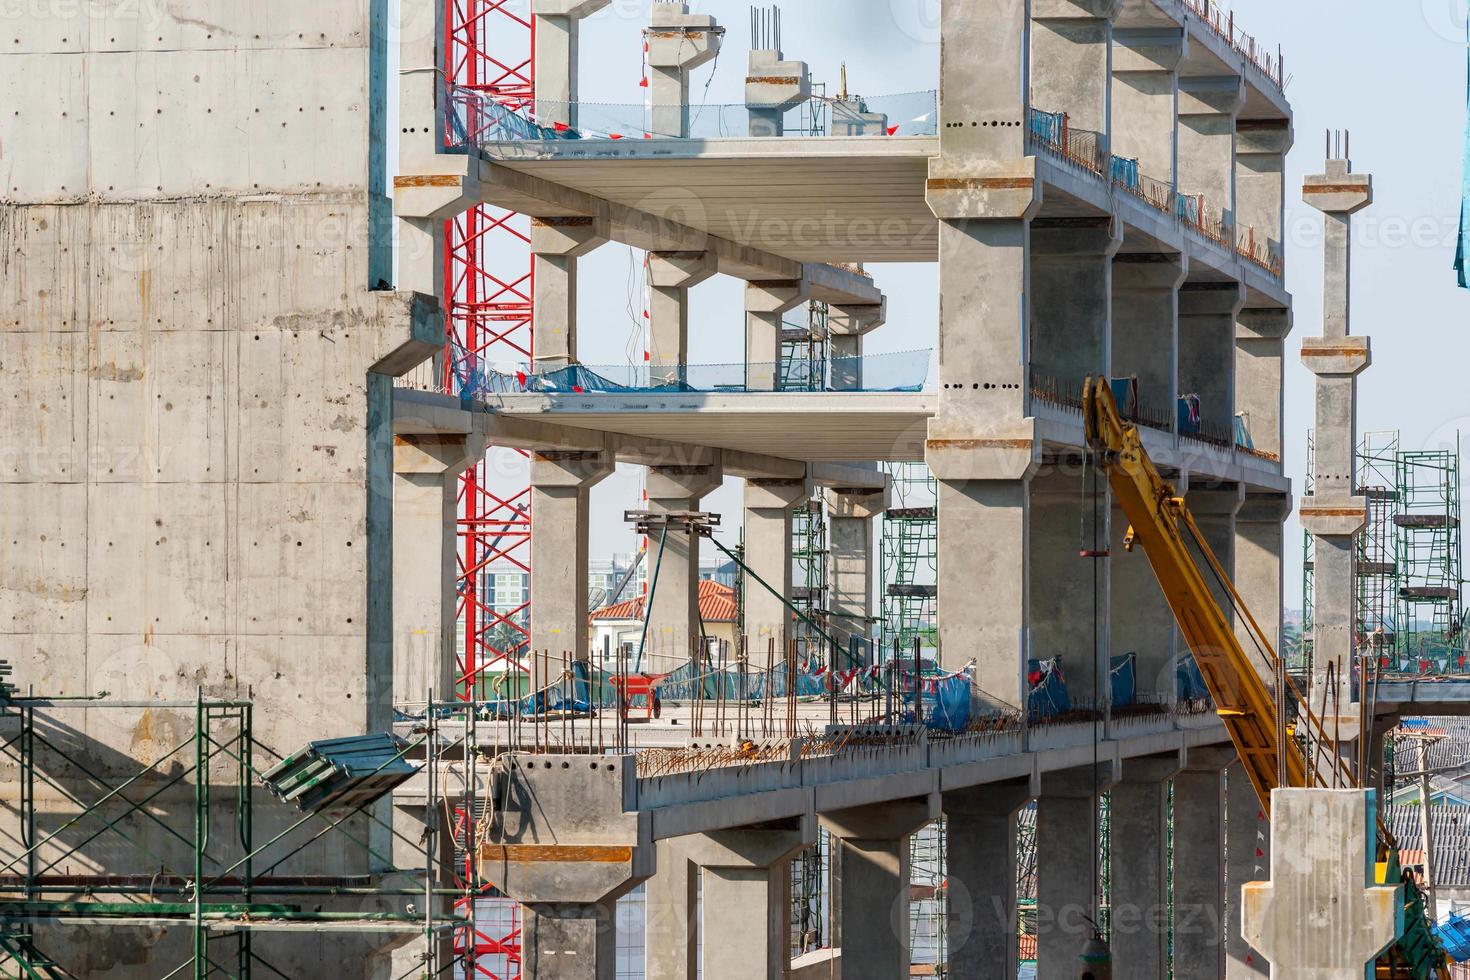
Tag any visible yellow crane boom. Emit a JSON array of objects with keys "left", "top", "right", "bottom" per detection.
[{"left": 1080, "top": 377, "right": 1448, "bottom": 979}]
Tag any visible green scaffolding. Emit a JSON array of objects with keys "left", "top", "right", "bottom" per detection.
[
  {"left": 1357, "top": 432, "right": 1401, "bottom": 658},
  {"left": 1396, "top": 441, "right": 1463, "bottom": 668},
  {"left": 791, "top": 492, "right": 829, "bottom": 665},
  {"left": 0, "top": 686, "right": 473, "bottom": 979},
  {"left": 778, "top": 300, "right": 831, "bottom": 392},
  {"left": 879, "top": 463, "right": 938, "bottom": 660}
]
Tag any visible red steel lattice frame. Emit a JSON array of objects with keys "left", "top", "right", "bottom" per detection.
[{"left": 443, "top": 0, "right": 534, "bottom": 975}]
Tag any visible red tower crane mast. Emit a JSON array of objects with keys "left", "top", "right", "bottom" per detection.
[{"left": 443, "top": 0, "right": 535, "bottom": 975}]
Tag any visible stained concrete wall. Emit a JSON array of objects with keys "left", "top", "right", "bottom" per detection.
[{"left": 0, "top": 2, "right": 434, "bottom": 973}]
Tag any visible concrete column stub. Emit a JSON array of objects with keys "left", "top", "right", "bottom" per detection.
[
  {"left": 1242, "top": 789, "right": 1402, "bottom": 979},
  {"left": 530, "top": 0, "right": 610, "bottom": 129},
  {"left": 646, "top": 4, "right": 722, "bottom": 138},
  {"left": 746, "top": 48, "right": 811, "bottom": 137}
]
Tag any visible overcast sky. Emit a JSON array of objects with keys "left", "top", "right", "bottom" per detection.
[{"left": 422, "top": 1, "right": 1470, "bottom": 595}]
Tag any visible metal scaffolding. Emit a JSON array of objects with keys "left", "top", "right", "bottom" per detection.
[
  {"left": 1396, "top": 441, "right": 1464, "bottom": 670},
  {"left": 0, "top": 687, "right": 476, "bottom": 979},
  {"left": 880, "top": 464, "right": 938, "bottom": 660},
  {"left": 778, "top": 300, "right": 832, "bottom": 392},
  {"left": 1358, "top": 432, "right": 1402, "bottom": 658},
  {"left": 791, "top": 491, "right": 830, "bottom": 667}
]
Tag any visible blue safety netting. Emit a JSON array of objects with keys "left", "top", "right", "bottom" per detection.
[
  {"left": 903, "top": 673, "right": 974, "bottom": 732},
  {"left": 446, "top": 87, "right": 938, "bottom": 144},
  {"left": 449, "top": 349, "right": 933, "bottom": 399}
]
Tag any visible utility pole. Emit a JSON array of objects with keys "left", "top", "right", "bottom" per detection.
[{"left": 1416, "top": 734, "right": 1438, "bottom": 917}]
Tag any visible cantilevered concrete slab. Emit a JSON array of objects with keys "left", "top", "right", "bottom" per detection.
[
  {"left": 483, "top": 136, "right": 938, "bottom": 263},
  {"left": 473, "top": 390, "right": 935, "bottom": 462}
]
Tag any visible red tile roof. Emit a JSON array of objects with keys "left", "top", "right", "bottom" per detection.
[{"left": 590, "top": 579, "right": 737, "bottom": 623}]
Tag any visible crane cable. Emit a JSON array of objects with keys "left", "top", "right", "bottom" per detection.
[{"left": 1080, "top": 445, "right": 1107, "bottom": 946}]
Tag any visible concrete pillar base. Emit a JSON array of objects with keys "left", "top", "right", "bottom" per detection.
[{"left": 945, "top": 780, "right": 1034, "bottom": 978}]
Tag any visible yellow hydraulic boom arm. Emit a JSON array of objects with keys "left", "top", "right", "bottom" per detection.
[
  {"left": 1082, "top": 377, "right": 1449, "bottom": 979},
  {"left": 1081, "top": 377, "right": 1352, "bottom": 809}
]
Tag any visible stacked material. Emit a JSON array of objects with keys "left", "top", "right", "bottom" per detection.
[{"left": 261, "top": 733, "right": 417, "bottom": 814}]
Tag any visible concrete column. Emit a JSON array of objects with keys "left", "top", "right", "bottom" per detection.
[
  {"left": 1110, "top": 498, "right": 1178, "bottom": 701},
  {"left": 647, "top": 251, "right": 716, "bottom": 385},
  {"left": 1224, "top": 761, "right": 1270, "bottom": 978},
  {"left": 531, "top": 0, "right": 610, "bottom": 128},
  {"left": 1174, "top": 747, "right": 1234, "bottom": 979},
  {"left": 1111, "top": 755, "right": 1181, "bottom": 978},
  {"left": 395, "top": 0, "right": 455, "bottom": 301},
  {"left": 645, "top": 839, "right": 698, "bottom": 980},
  {"left": 828, "top": 299, "right": 886, "bottom": 392},
  {"left": 1234, "top": 121, "right": 1292, "bottom": 268},
  {"left": 645, "top": 453, "right": 724, "bottom": 669},
  {"left": 647, "top": 822, "right": 812, "bottom": 980},
  {"left": 1186, "top": 483, "right": 1244, "bottom": 620},
  {"left": 828, "top": 486, "right": 889, "bottom": 654},
  {"left": 1234, "top": 493, "right": 1291, "bottom": 681},
  {"left": 393, "top": 434, "right": 486, "bottom": 702},
  {"left": 1111, "top": 28, "right": 1185, "bottom": 182},
  {"left": 746, "top": 49, "right": 810, "bottom": 137},
  {"left": 1030, "top": 468, "right": 1109, "bottom": 707},
  {"left": 944, "top": 780, "right": 1035, "bottom": 979},
  {"left": 926, "top": 0, "right": 1040, "bottom": 703},
  {"left": 743, "top": 478, "right": 813, "bottom": 657},
  {"left": 530, "top": 446, "right": 615, "bottom": 687},
  {"left": 1302, "top": 158, "right": 1373, "bottom": 733},
  {"left": 1111, "top": 253, "right": 1186, "bottom": 429},
  {"left": 522, "top": 903, "right": 619, "bottom": 979},
  {"left": 645, "top": 3, "right": 721, "bottom": 138},
  {"left": 822, "top": 795, "right": 939, "bottom": 980},
  {"left": 1029, "top": 0, "right": 1118, "bottom": 133},
  {"left": 1035, "top": 765, "right": 1116, "bottom": 975},
  {"left": 1178, "top": 283, "right": 1245, "bottom": 441},
  {"left": 1234, "top": 310, "right": 1290, "bottom": 459},
  {"left": 532, "top": 217, "right": 607, "bottom": 371},
  {"left": 1177, "top": 76, "right": 1245, "bottom": 222},
  {"left": 746, "top": 279, "right": 809, "bottom": 390},
  {"left": 1030, "top": 219, "right": 1121, "bottom": 391}
]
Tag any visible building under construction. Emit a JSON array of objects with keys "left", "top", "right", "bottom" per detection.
[{"left": 3, "top": 0, "right": 1468, "bottom": 977}]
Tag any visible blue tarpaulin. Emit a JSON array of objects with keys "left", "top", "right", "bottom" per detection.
[
  {"left": 1110, "top": 653, "right": 1137, "bottom": 709},
  {"left": 1177, "top": 653, "right": 1209, "bottom": 702},
  {"left": 1436, "top": 911, "right": 1470, "bottom": 961},
  {"left": 1178, "top": 394, "right": 1202, "bottom": 437},
  {"left": 1028, "top": 657, "right": 1072, "bottom": 720},
  {"left": 904, "top": 673, "right": 974, "bottom": 732}
]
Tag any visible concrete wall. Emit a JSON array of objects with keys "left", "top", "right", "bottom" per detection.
[{"left": 0, "top": 2, "right": 432, "bottom": 973}]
